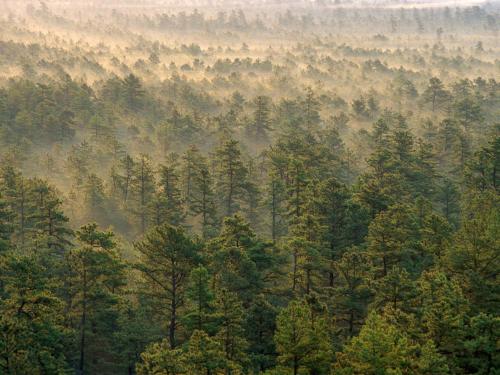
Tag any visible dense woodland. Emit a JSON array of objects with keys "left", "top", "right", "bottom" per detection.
[{"left": 0, "top": 1, "right": 499, "bottom": 374}]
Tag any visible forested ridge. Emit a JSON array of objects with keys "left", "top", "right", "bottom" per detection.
[{"left": 0, "top": 2, "right": 499, "bottom": 374}]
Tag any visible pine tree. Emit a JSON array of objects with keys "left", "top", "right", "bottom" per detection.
[
  {"left": 333, "top": 248, "right": 372, "bottom": 338},
  {"left": 181, "top": 145, "right": 202, "bottom": 206},
  {"left": 419, "top": 211, "right": 452, "bottom": 261},
  {"left": 185, "top": 330, "right": 227, "bottom": 375},
  {"left": 389, "top": 117, "right": 416, "bottom": 181},
  {"left": 413, "top": 139, "right": 438, "bottom": 199},
  {"left": 131, "top": 154, "right": 155, "bottom": 234},
  {"left": 67, "top": 141, "right": 93, "bottom": 186},
  {"left": 135, "top": 224, "right": 200, "bottom": 349},
  {"left": 445, "top": 191, "right": 499, "bottom": 314},
  {"left": 245, "top": 295, "right": 277, "bottom": 373},
  {"left": 30, "top": 179, "right": 73, "bottom": 253},
  {"left": 453, "top": 96, "right": 484, "bottom": 130},
  {"left": 301, "top": 87, "right": 321, "bottom": 131},
  {"left": 214, "top": 139, "right": 249, "bottom": 218},
  {"left": 122, "top": 74, "right": 145, "bottom": 110},
  {"left": 115, "top": 300, "right": 158, "bottom": 375},
  {"left": 183, "top": 266, "right": 215, "bottom": 335},
  {"left": 436, "top": 118, "right": 466, "bottom": 177},
  {"left": 65, "top": 223, "right": 126, "bottom": 374},
  {"left": 461, "top": 313, "right": 500, "bottom": 373},
  {"left": 274, "top": 300, "right": 332, "bottom": 375},
  {"left": 366, "top": 204, "right": 418, "bottom": 277},
  {"left": 248, "top": 95, "right": 272, "bottom": 141},
  {"left": 52, "top": 109, "right": 76, "bottom": 143},
  {"left": 208, "top": 215, "right": 261, "bottom": 301},
  {"left": 113, "top": 154, "right": 135, "bottom": 205},
  {"left": 136, "top": 339, "right": 186, "bottom": 375},
  {"left": 0, "top": 166, "right": 32, "bottom": 246},
  {"left": 416, "top": 270, "right": 468, "bottom": 371},
  {"left": 0, "top": 251, "right": 69, "bottom": 374},
  {"left": 465, "top": 136, "right": 499, "bottom": 192},
  {"left": 286, "top": 212, "right": 326, "bottom": 295},
  {"left": 154, "top": 157, "right": 185, "bottom": 226},
  {"left": 437, "top": 178, "right": 460, "bottom": 226},
  {"left": 286, "top": 158, "right": 308, "bottom": 222},
  {"left": 334, "top": 311, "right": 448, "bottom": 375},
  {"left": 189, "top": 156, "right": 217, "bottom": 238},
  {"left": 0, "top": 194, "right": 13, "bottom": 252},
  {"left": 83, "top": 173, "right": 108, "bottom": 223},
  {"left": 243, "top": 158, "right": 261, "bottom": 230},
  {"left": 266, "top": 171, "right": 287, "bottom": 242},
  {"left": 357, "top": 151, "right": 408, "bottom": 217},
  {"left": 421, "top": 77, "right": 451, "bottom": 114},
  {"left": 316, "top": 178, "right": 369, "bottom": 287},
  {"left": 213, "top": 288, "right": 248, "bottom": 374},
  {"left": 89, "top": 114, "right": 115, "bottom": 146},
  {"left": 372, "top": 266, "right": 416, "bottom": 313}
]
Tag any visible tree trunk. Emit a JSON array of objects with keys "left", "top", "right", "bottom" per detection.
[
  {"left": 271, "top": 181, "right": 277, "bottom": 243},
  {"left": 227, "top": 160, "right": 234, "bottom": 216},
  {"left": 292, "top": 251, "right": 298, "bottom": 293},
  {"left": 79, "top": 269, "right": 87, "bottom": 374},
  {"left": 169, "top": 271, "right": 177, "bottom": 348}
]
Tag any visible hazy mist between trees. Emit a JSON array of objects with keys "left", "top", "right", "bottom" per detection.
[{"left": 0, "top": 1, "right": 498, "bottom": 374}]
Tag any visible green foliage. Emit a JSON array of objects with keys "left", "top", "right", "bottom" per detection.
[
  {"left": 421, "top": 77, "right": 452, "bottom": 113},
  {"left": 366, "top": 204, "right": 418, "bottom": 277},
  {"left": 208, "top": 215, "right": 266, "bottom": 301},
  {"left": 245, "top": 295, "right": 278, "bottom": 372},
  {"left": 465, "top": 136, "right": 499, "bottom": 192},
  {"left": 333, "top": 248, "right": 372, "bottom": 338},
  {"left": 248, "top": 95, "right": 273, "bottom": 141},
  {"left": 153, "top": 158, "right": 186, "bottom": 227},
  {"left": 131, "top": 155, "right": 156, "bottom": 234},
  {"left": 274, "top": 300, "right": 332, "bottom": 375},
  {"left": 445, "top": 191, "right": 499, "bottom": 314},
  {"left": 65, "top": 223, "right": 126, "bottom": 374},
  {"left": 213, "top": 288, "right": 249, "bottom": 373},
  {"left": 0, "top": 7, "right": 498, "bottom": 373},
  {"left": 185, "top": 330, "right": 227, "bottom": 374},
  {"left": 372, "top": 266, "right": 416, "bottom": 313},
  {"left": 135, "top": 224, "right": 201, "bottom": 348},
  {"left": 0, "top": 251, "right": 69, "bottom": 374},
  {"left": 462, "top": 313, "right": 500, "bottom": 374},
  {"left": 333, "top": 311, "right": 448, "bottom": 375},
  {"left": 122, "top": 74, "right": 145, "bottom": 110},
  {"left": 0, "top": 194, "right": 13, "bottom": 252},
  {"left": 136, "top": 339, "right": 186, "bottom": 375},
  {"left": 182, "top": 146, "right": 218, "bottom": 237},
  {"left": 214, "top": 139, "right": 249, "bottom": 217},
  {"left": 183, "top": 266, "right": 215, "bottom": 335},
  {"left": 415, "top": 270, "right": 469, "bottom": 371}
]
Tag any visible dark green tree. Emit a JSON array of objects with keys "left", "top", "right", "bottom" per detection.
[
  {"left": 248, "top": 95, "right": 272, "bottom": 141},
  {"left": 131, "top": 155, "right": 155, "bottom": 234},
  {"left": 122, "top": 74, "right": 145, "bottom": 110},
  {"left": 185, "top": 329, "right": 227, "bottom": 375},
  {"left": 65, "top": 223, "right": 126, "bottom": 374},
  {"left": 333, "top": 248, "right": 372, "bottom": 338},
  {"left": 213, "top": 288, "right": 248, "bottom": 374},
  {"left": 183, "top": 266, "right": 215, "bottom": 335},
  {"left": 154, "top": 158, "right": 185, "bottom": 226},
  {"left": 135, "top": 224, "right": 200, "bottom": 348},
  {"left": 274, "top": 299, "right": 332, "bottom": 375},
  {"left": 334, "top": 311, "right": 448, "bottom": 375},
  {"left": 214, "top": 139, "right": 249, "bottom": 218},
  {"left": 366, "top": 204, "right": 418, "bottom": 277},
  {"left": 421, "top": 77, "right": 451, "bottom": 113},
  {"left": 0, "top": 251, "right": 69, "bottom": 374}
]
